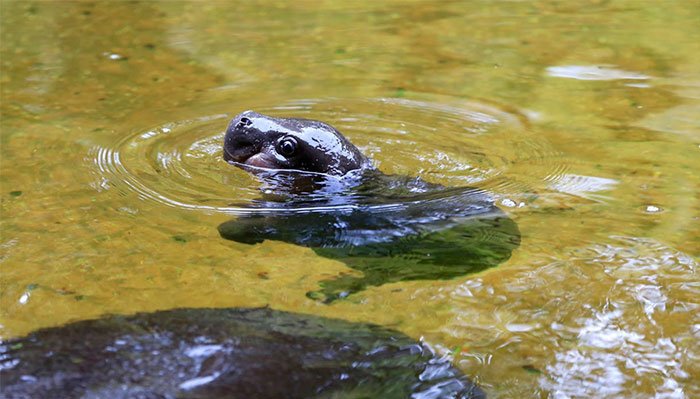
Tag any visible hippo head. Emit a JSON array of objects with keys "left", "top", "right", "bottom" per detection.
[{"left": 223, "top": 111, "right": 370, "bottom": 177}]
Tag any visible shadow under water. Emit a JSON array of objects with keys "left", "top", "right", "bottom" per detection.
[
  {"left": 218, "top": 170, "right": 521, "bottom": 302},
  {"left": 0, "top": 307, "right": 485, "bottom": 399}
]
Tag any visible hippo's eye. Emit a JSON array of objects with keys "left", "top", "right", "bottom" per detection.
[
  {"left": 276, "top": 137, "right": 298, "bottom": 157},
  {"left": 236, "top": 117, "right": 252, "bottom": 128}
]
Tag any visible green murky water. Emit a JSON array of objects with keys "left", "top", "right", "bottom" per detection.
[{"left": 1, "top": 1, "right": 698, "bottom": 397}]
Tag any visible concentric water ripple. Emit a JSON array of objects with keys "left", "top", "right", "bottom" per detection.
[{"left": 91, "top": 97, "right": 569, "bottom": 214}]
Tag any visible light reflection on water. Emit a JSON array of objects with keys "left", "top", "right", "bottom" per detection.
[
  {"left": 439, "top": 236, "right": 698, "bottom": 397},
  {"left": 546, "top": 65, "right": 652, "bottom": 81},
  {"left": 540, "top": 237, "right": 696, "bottom": 398},
  {"left": 548, "top": 174, "right": 618, "bottom": 202}
]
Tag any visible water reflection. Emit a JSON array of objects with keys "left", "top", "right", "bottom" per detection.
[
  {"left": 2, "top": 1, "right": 698, "bottom": 397},
  {"left": 548, "top": 174, "right": 618, "bottom": 202},
  {"left": 540, "top": 237, "right": 697, "bottom": 398},
  {"left": 546, "top": 65, "right": 651, "bottom": 81}
]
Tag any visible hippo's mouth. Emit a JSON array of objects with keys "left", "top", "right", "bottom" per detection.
[
  {"left": 241, "top": 153, "right": 278, "bottom": 169},
  {"left": 224, "top": 147, "right": 278, "bottom": 170}
]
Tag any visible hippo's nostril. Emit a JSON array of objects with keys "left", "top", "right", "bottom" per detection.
[{"left": 237, "top": 117, "right": 252, "bottom": 128}]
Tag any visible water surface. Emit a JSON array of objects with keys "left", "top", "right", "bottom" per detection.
[{"left": 1, "top": 1, "right": 698, "bottom": 397}]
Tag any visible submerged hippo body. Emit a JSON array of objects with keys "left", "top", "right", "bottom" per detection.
[
  {"left": 220, "top": 111, "right": 520, "bottom": 302},
  {"left": 0, "top": 308, "right": 485, "bottom": 398}
]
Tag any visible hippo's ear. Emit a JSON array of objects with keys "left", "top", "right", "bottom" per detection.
[{"left": 217, "top": 218, "right": 267, "bottom": 244}]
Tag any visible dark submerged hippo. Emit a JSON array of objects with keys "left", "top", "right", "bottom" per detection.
[
  {"left": 219, "top": 111, "right": 520, "bottom": 302},
  {"left": 0, "top": 308, "right": 486, "bottom": 399}
]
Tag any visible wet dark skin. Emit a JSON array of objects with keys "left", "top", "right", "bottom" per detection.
[
  {"left": 220, "top": 111, "right": 520, "bottom": 302},
  {"left": 223, "top": 110, "right": 370, "bottom": 175},
  {"left": 0, "top": 307, "right": 485, "bottom": 398}
]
